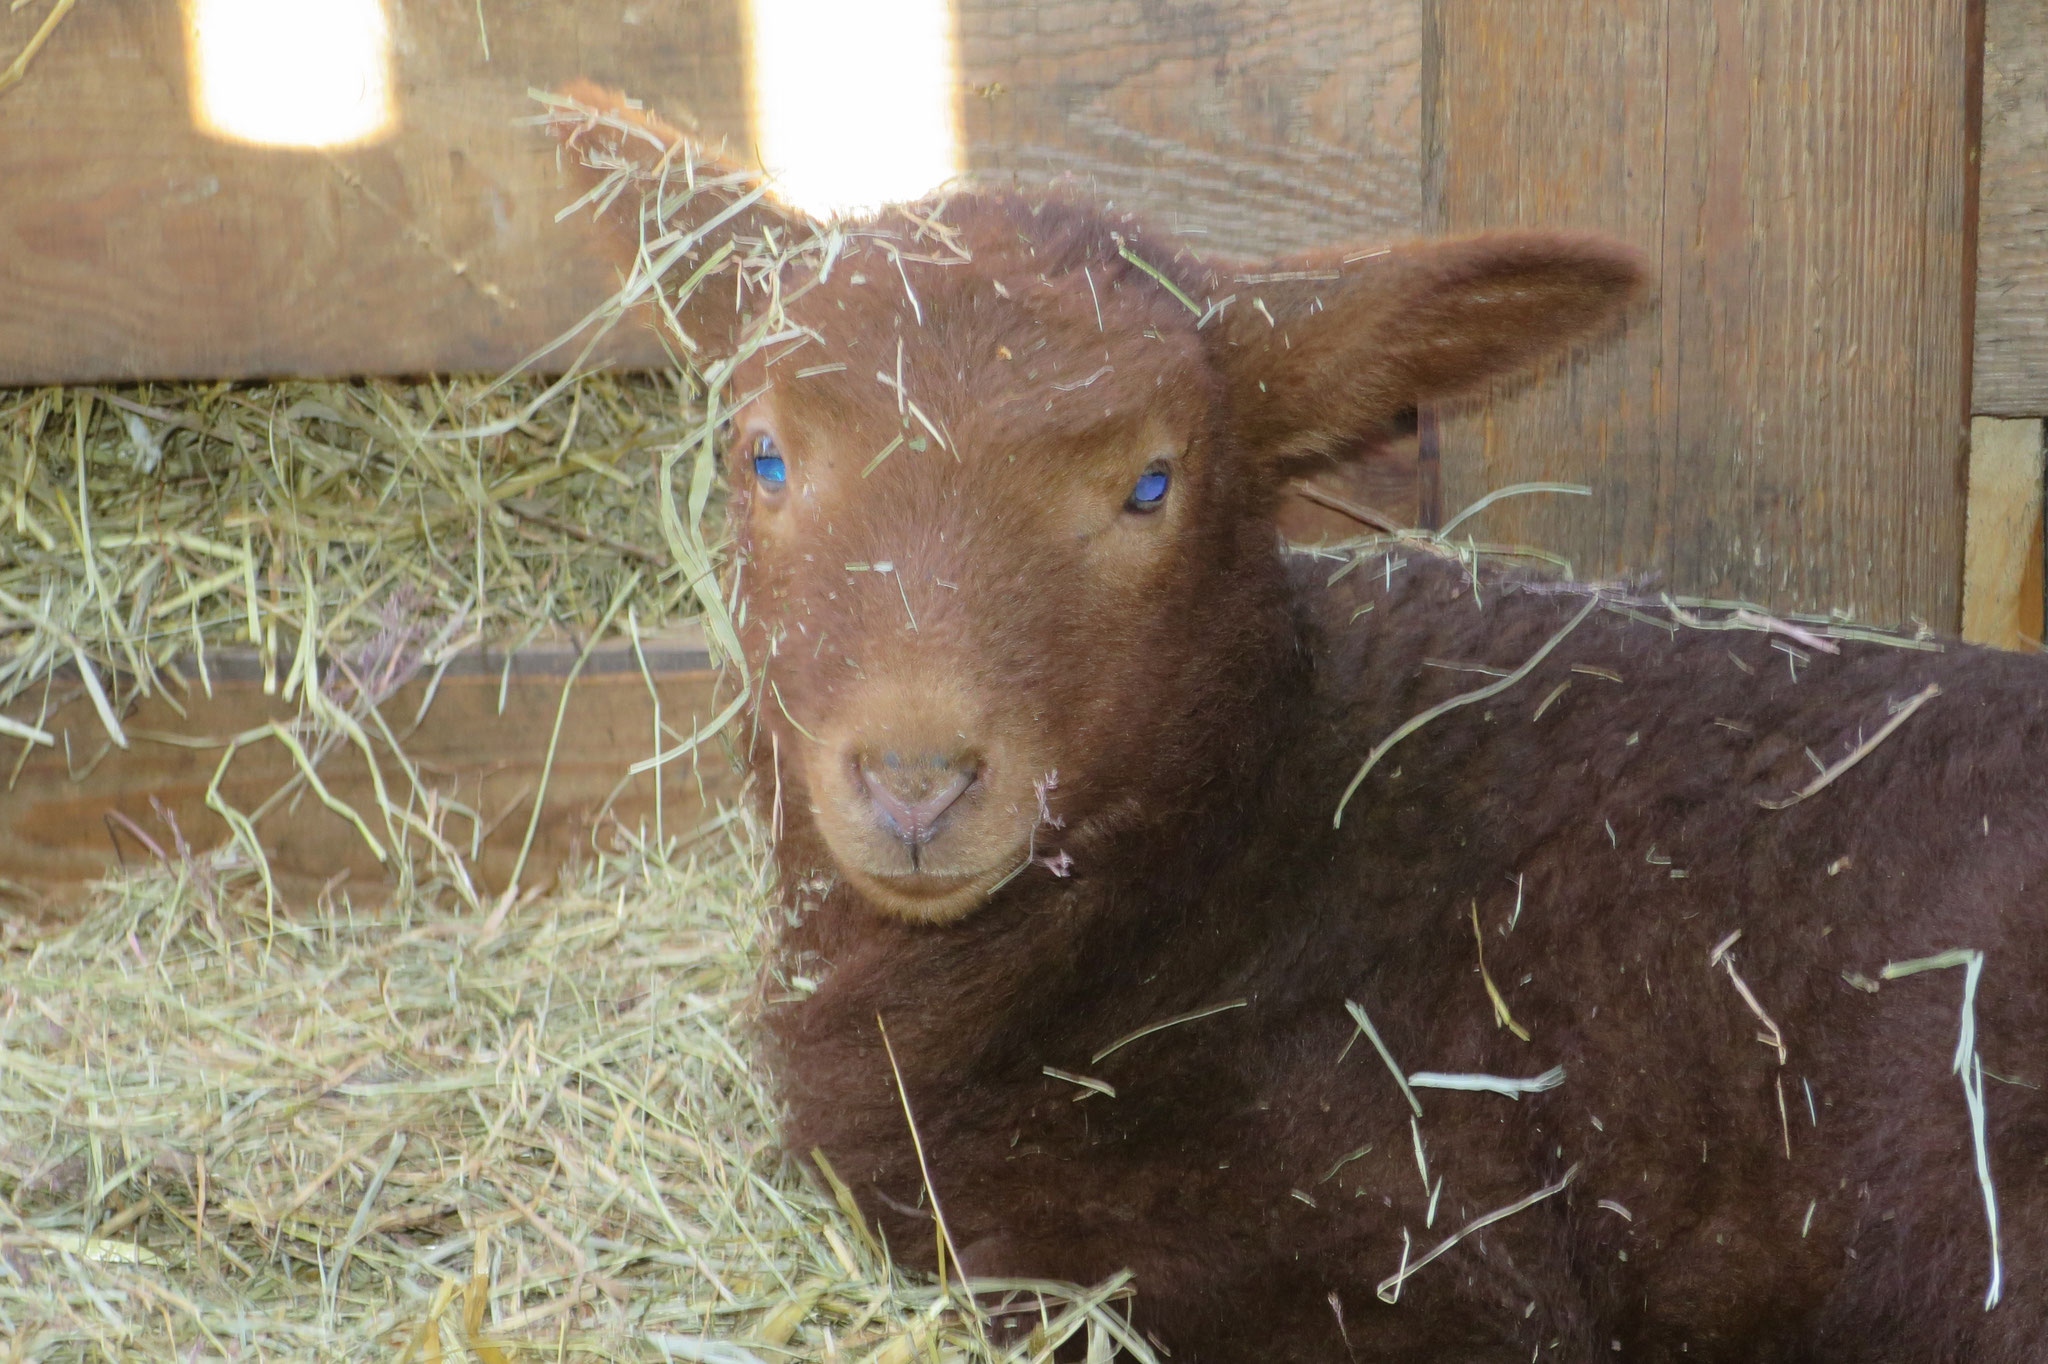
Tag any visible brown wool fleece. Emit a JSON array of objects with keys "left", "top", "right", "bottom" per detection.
[{"left": 558, "top": 83, "right": 2043, "bottom": 1362}]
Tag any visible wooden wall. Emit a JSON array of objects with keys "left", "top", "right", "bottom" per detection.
[
  {"left": 2, "top": 634, "right": 735, "bottom": 916},
  {"left": 1, "top": 0, "right": 2042, "bottom": 621},
  {"left": 1425, "top": 1, "right": 1980, "bottom": 630},
  {"left": 0, "top": 0, "right": 748, "bottom": 383},
  {"left": 956, "top": 0, "right": 1420, "bottom": 253},
  {"left": 0, "top": 0, "right": 1423, "bottom": 386}
]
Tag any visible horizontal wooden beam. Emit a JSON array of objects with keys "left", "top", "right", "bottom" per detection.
[
  {"left": 0, "top": 0, "right": 750, "bottom": 384},
  {"left": 0, "top": 0, "right": 1425, "bottom": 385},
  {"left": 12, "top": 2, "right": 2048, "bottom": 416},
  {"left": 1, "top": 632, "right": 737, "bottom": 917}
]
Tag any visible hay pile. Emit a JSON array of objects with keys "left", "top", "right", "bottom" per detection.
[
  {"left": 0, "top": 824, "right": 1135, "bottom": 1361},
  {"left": 1, "top": 373, "right": 712, "bottom": 736},
  {"left": 0, "top": 374, "right": 1137, "bottom": 1359},
  {"left": 1, "top": 371, "right": 738, "bottom": 920}
]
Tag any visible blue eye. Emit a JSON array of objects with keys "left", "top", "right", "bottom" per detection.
[
  {"left": 1127, "top": 463, "right": 1171, "bottom": 512},
  {"left": 750, "top": 436, "right": 788, "bottom": 488}
]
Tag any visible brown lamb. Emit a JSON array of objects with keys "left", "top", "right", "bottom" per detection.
[{"left": 553, "top": 85, "right": 2048, "bottom": 1362}]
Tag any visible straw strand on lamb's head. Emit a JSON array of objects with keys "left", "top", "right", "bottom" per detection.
[{"left": 546, "top": 79, "right": 815, "bottom": 362}]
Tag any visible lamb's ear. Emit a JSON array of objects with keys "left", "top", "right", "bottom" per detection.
[
  {"left": 1205, "top": 232, "right": 1646, "bottom": 467},
  {"left": 546, "top": 80, "right": 814, "bottom": 362}
]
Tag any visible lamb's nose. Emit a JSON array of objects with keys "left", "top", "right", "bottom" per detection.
[{"left": 857, "top": 752, "right": 979, "bottom": 848}]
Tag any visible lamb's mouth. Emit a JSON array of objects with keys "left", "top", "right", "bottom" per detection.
[{"left": 842, "top": 863, "right": 1018, "bottom": 924}]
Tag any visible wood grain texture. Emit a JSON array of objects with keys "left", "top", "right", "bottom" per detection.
[
  {"left": 0, "top": 0, "right": 747, "bottom": 385},
  {"left": 1963, "top": 416, "right": 2046, "bottom": 648},
  {"left": 0, "top": 635, "right": 737, "bottom": 913},
  {"left": 1427, "top": 1, "right": 1977, "bottom": 629},
  {"left": 957, "top": 0, "right": 1422, "bottom": 256},
  {"left": 2, "top": 0, "right": 1425, "bottom": 382},
  {"left": 1975, "top": 0, "right": 2048, "bottom": 415}
]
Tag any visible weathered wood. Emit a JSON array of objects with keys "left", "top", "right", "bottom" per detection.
[
  {"left": 0, "top": 634, "right": 738, "bottom": 912},
  {"left": 0, "top": 0, "right": 1422, "bottom": 384},
  {"left": 1963, "top": 416, "right": 2046, "bottom": 649},
  {"left": 0, "top": 0, "right": 747, "bottom": 385},
  {"left": 958, "top": 0, "right": 1421, "bottom": 256},
  {"left": 12, "top": 0, "right": 2046, "bottom": 432},
  {"left": 1975, "top": 0, "right": 2048, "bottom": 416},
  {"left": 1426, "top": 2, "right": 1978, "bottom": 630}
]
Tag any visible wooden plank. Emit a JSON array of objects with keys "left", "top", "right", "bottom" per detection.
[
  {"left": 1418, "top": 0, "right": 1669, "bottom": 558},
  {"left": 1426, "top": 1, "right": 1978, "bottom": 630},
  {"left": 1974, "top": 0, "right": 2048, "bottom": 416},
  {"left": 0, "top": 1, "right": 1424, "bottom": 383},
  {"left": 948, "top": 0, "right": 1421, "bottom": 254},
  {"left": 0, "top": 634, "right": 739, "bottom": 915},
  {"left": 1963, "top": 416, "right": 2046, "bottom": 648},
  {"left": 0, "top": 0, "right": 747, "bottom": 385}
]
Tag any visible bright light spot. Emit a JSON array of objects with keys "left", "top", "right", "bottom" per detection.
[
  {"left": 187, "top": 0, "right": 396, "bottom": 149},
  {"left": 748, "top": 0, "right": 961, "bottom": 218}
]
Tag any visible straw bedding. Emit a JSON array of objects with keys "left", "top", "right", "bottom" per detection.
[
  {"left": 0, "top": 371, "right": 1137, "bottom": 1360},
  {"left": 0, "top": 374, "right": 708, "bottom": 742}
]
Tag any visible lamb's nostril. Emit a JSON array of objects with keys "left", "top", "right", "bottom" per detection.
[{"left": 857, "top": 755, "right": 979, "bottom": 848}]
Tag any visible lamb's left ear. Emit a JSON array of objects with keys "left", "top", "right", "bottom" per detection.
[{"left": 1204, "top": 232, "right": 1646, "bottom": 467}]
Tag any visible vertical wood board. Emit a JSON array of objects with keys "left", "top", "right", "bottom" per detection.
[
  {"left": 1975, "top": 0, "right": 2048, "bottom": 415},
  {"left": 1963, "top": 415, "right": 2046, "bottom": 648},
  {"left": 1427, "top": 1, "right": 1977, "bottom": 629}
]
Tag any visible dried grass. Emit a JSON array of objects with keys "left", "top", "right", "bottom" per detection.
[
  {"left": 0, "top": 828, "right": 1136, "bottom": 1361},
  {"left": 1, "top": 372, "right": 709, "bottom": 726},
  {"left": 0, "top": 0, "right": 77, "bottom": 98}
]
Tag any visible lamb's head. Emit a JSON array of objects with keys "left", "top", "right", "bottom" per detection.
[{"left": 554, "top": 86, "right": 1645, "bottom": 924}]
